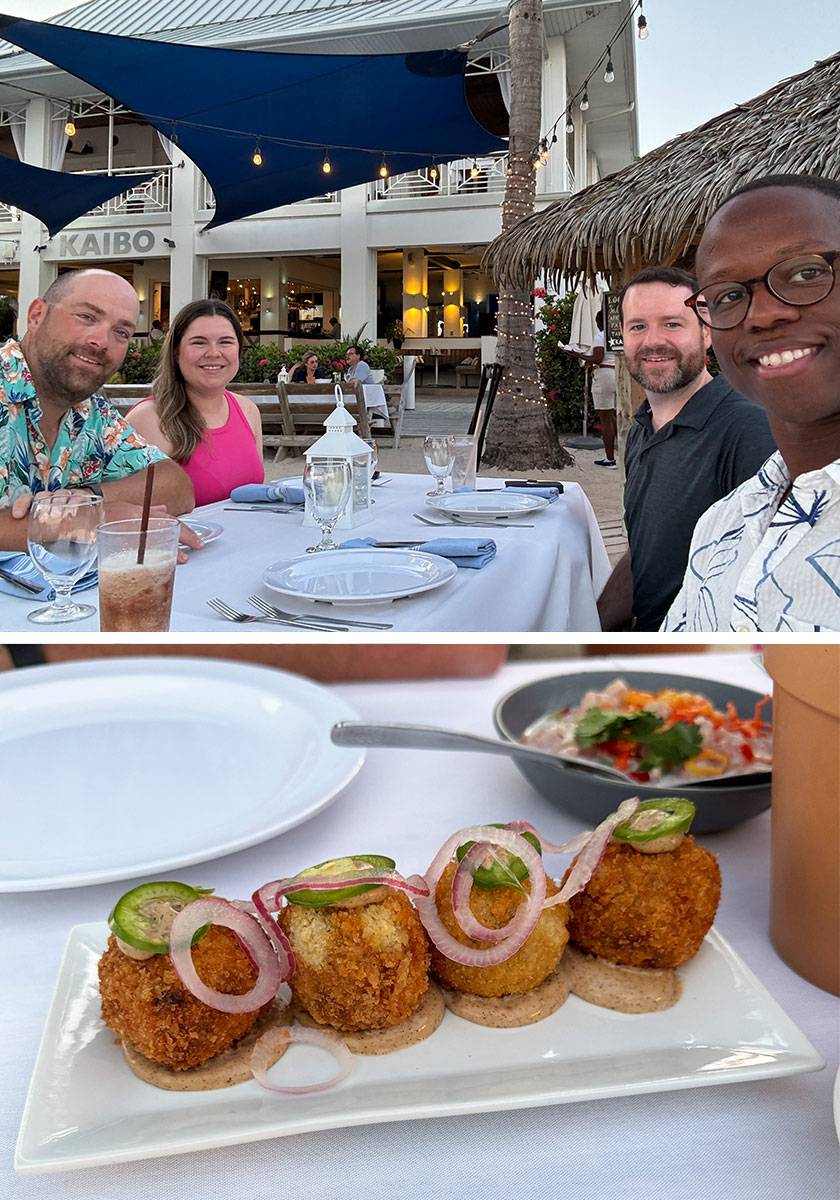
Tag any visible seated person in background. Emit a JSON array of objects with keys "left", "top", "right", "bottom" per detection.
[
  {"left": 327, "top": 316, "right": 341, "bottom": 340},
  {"left": 345, "top": 344, "right": 373, "bottom": 383},
  {"left": 290, "top": 350, "right": 330, "bottom": 384},
  {"left": 564, "top": 311, "right": 617, "bottom": 468},
  {"left": 148, "top": 319, "right": 165, "bottom": 344},
  {"left": 597, "top": 265, "right": 775, "bottom": 633},
  {"left": 0, "top": 268, "right": 196, "bottom": 553},
  {"left": 128, "top": 299, "right": 263, "bottom": 508}
]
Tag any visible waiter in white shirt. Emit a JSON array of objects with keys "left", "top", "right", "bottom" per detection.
[{"left": 566, "top": 311, "right": 617, "bottom": 468}]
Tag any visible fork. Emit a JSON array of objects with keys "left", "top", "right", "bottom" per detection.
[
  {"left": 207, "top": 597, "right": 348, "bottom": 631},
  {"left": 249, "top": 594, "right": 393, "bottom": 631},
  {"left": 413, "top": 513, "right": 534, "bottom": 529}
]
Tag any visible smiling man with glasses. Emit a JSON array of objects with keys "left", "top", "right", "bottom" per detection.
[{"left": 664, "top": 174, "right": 840, "bottom": 632}]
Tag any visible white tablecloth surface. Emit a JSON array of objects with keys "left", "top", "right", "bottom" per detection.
[
  {"left": 0, "top": 476, "right": 610, "bottom": 632},
  {"left": 3, "top": 653, "right": 838, "bottom": 1199}
]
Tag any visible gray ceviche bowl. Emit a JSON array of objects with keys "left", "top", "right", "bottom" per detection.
[{"left": 493, "top": 670, "right": 772, "bottom": 835}]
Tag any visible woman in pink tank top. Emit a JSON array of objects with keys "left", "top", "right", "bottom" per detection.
[{"left": 129, "top": 299, "right": 263, "bottom": 507}]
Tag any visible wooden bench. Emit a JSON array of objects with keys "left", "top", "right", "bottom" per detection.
[
  {"left": 262, "top": 381, "right": 371, "bottom": 461},
  {"left": 455, "top": 362, "right": 483, "bottom": 388}
]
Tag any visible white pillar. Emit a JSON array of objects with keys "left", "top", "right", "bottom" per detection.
[
  {"left": 541, "top": 36, "right": 568, "bottom": 196},
  {"left": 442, "top": 267, "right": 462, "bottom": 337},
  {"left": 402, "top": 247, "right": 428, "bottom": 337},
  {"left": 18, "top": 98, "right": 56, "bottom": 332},
  {"left": 339, "top": 185, "right": 377, "bottom": 338},
  {"left": 168, "top": 156, "right": 205, "bottom": 317}
]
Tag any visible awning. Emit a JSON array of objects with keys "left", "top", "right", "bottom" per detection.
[
  {"left": 0, "top": 154, "right": 153, "bottom": 237},
  {"left": 0, "top": 16, "right": 505, "bottom": 230}
]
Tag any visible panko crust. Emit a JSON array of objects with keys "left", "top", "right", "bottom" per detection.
[
  {"left": 279, "top": 889, "right": 430, "bottom": 1032},
  {"left": 98, "top": 926, "right": 269, "bottom": 1071},
  {"left": 565, "top": 837, "right": 721, "bottom": 969},
  {"left": 430, "top": 864, "right": 570, "bottom": 998}
]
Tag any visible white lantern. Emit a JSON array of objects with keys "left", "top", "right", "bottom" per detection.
[{"left": 303, "top": 388, "right": 374, "bottom": 529}]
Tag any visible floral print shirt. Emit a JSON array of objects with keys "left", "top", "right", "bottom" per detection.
[
  {"left": 0, "top": 338, "right": 165, "bottom": 507},
  {"left": 663, "top": 451, "right": 840, "bottom": 632}
]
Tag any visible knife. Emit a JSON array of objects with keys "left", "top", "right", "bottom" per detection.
[{"left": 0, "top": 566, "right": 43, "bottom": 594}]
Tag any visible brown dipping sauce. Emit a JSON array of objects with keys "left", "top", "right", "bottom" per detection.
[
  {"left": 295, "top": 983, "right": 446, "bottom": 1054},
  {"left": 442, "top": 962, "right": 570, "bottom": 1028},
  {"left": 560, "top": 945, "right": 682, "bottom": 1013}
]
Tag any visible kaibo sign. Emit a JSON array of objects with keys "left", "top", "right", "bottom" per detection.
[{"left": 54, "top": 229, "right": 160, "bottom": 258}]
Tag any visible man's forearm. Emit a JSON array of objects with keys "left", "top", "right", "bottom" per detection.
[
  {"left": 102, "top": 459, "right": 195, "bottom": 515},
  {"left": 596, "top": 550, "right": 634, "bottom": 631}
]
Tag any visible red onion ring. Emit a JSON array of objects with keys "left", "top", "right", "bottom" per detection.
[
  {"left": 251, "top": 1024, "right": 353, "bottom": 1094},
  {"left": 254, "top": 869, "right": 430, "bottom": 911},
  {"left": 546, "top": 797, "right": 641, "bottom": 906},
  {"left": 504, "top": 820, "right": 593, "bottom": 856},
  {"left": 416, "top": 826, "right": 547, "bottom": 968},
  {"left": 169, "top": 897, "right": 284, "bottom": 1014}
]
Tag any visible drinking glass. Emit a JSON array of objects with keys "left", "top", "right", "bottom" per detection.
[
  {"left": 363, "top": 438, "right": 380, "bottom": 482},
  {"left": 303, "top": 458, "right": 352, "bottom": 552},
  {"left": 96, "top": 517, "right": 180, "bottom": 632},
  {"left": 26, "top": 491, "right": 103, "bottom": 624},
  {"left": 424, "top": 434, "right": 456, "bottom": 497}
]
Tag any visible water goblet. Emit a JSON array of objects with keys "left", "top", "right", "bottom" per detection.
[
  {"left": 303, "top": 458, "right": 352, "bottom": 552},
  {"left": 362, "top": 438, "right": 380, "bottom": 482},
  {"left": 26, "top": 491, "right": 103, "bottom": 624},
  {"left": 424, "top": 434, "right": 456, "bottom": 497}
]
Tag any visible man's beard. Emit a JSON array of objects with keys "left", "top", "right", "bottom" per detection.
[
  {"left": 36, "top": 346, "right": 110, "bottom": 407},
  {"left": 626, "top": 344, "right": 706, "bottom": 394}
]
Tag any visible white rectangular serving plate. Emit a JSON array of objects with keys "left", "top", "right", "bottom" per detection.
[{"left": 16, "top": 922, "right": 823, "bottom": 1173}]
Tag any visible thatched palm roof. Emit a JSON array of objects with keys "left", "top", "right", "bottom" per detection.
[{"left": 485, "top": 50, "right": 840, "bottom": 289}]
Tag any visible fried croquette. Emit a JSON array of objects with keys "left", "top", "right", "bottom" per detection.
[
  {"left": 430, "top": 864, "right": 569, "bottom": 998},
  {"left": 565, "top": 836, "right": 721, "bottom": 970},
  {"left": 279, "top": 888, "right": 430, "bottom": 1033},
  {"left": 98, "top": 925, "right": 270, "bottom": 1071}
]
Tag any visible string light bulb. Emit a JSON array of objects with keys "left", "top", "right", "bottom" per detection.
[
  {"left": 252, "top": 143, "right": 263, "bottom": 166},
  {"left": 637, "top": 2, "right": 649, "bottom": 38},
  {"left": 470, "top": 158, "right": 480, "bottom": 178},
  {"left": 565, "top": 110, "right": 574, "bottom": 134},
  {"left": 430, "top": 162, "right": 438, "bottom": 181},
  {"left": 64, "top": 110, "right": 76, "bottom": 138},
  {"left": 539, "top": 138, "right": 550, "bottom": 164},
  {"left": 378, "top": 155, "right": 389, "bottom": 179},
  {"left": 580, "top": 84, "right": 590, "bottom": 112},
  {"left": 604, "top": 47, "right": 615, "bottom": 84},
  {"left": 321, "top": 150, "right": 332, "bottom": 175}
]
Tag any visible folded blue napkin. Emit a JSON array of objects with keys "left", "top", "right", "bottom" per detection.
[
  {"left": 340, "top": 536, "right": 496, "bottom": 569},
  {"left": 0, "top": 550, "right": 97, "bottom": 600},
  {"left": 230, "top": 481, "right": 305, "bottom": 505},
  {"left": 456, "top": 485, "right": 560, "bottom": 503}
]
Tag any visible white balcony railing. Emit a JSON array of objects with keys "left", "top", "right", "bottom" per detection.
[
  {"left": 369, "top": 152, "right": 508, "bottom": 201},
  {"left": 0, "top": 203, "right": 21, "bottom": 225},
  {"left": 71, "top": 165, "right": 173, "bottom": 216},
  {"left": 198, "top": 175, "right": 337, "bottom": 212}
]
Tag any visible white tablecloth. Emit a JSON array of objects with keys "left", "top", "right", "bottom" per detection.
[
  {"left": 0, "top": 476, "right": 610, "bottom": 632},
  {"left": 3, "top": 653, "right": 837, "bottom": 1199}
]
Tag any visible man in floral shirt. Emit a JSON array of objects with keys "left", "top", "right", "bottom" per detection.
[{"left": 0, "top": 268, "right": 196, "bottom": 552}]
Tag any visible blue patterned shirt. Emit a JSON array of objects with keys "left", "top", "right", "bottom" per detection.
[
  {"left": 664, "top": 452, "right": 840, "bottom": 632},
  {"left": 0, "top": 338, "right": 166, "bottom": 507}
]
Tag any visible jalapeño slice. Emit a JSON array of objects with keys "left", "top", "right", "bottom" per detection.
[
  {"left": 612, "top": 798, "right": 696, "bottom": 844},
  {"left": 455, "top": 825, "right": 542, "bottom": 889},
  {"left": 108, "top": 881, "right": 215, "bottom": 954},
  {"left": 285, "top": 854, "right": 396, "bottom": 907}
]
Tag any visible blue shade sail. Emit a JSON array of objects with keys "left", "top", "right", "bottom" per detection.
[
  {"left": 0, "top": 16, "right": 505, "bottom": 229},
  {"left": 0, "top": 154, "right": 154, "bottom": 237}
]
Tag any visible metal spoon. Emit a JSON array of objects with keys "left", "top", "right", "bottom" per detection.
[{"left": 329, "top": 720, "right": 634, "bottom": 781}]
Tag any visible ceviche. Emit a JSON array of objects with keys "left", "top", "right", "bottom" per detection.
[{"left": 522, "top": 679, "right": 772, "bottom": 784}]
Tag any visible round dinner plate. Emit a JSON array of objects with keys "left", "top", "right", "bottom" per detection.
[
  {"left": 0, "top": 657, "right": 365, "bottom": 892},
  {"left": 263, "top": 548, "right": 457, "bottom": 604},
  {"left": 180, "top": 518, "right": 223, "bottom": 545},
  {"left": 427, "top": 492, "right": 549, "bottom": 519}
]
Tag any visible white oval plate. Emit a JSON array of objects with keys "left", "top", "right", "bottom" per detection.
[
  {"left": 180, "top": 519, "right": 223, "bottom": 545},
  {"left": 0, "top": 658, "right": 365, "bottom": 891},
  {"left": 263, "top": 548, "right": 457, "bottom": 604},
  {"left": 427, "top": 492, "right": 549, "bottom": 519}
]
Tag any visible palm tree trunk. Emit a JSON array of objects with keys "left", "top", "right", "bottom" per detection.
[{"left": 482, "top": 0, "right": 572, "bottom": 470}]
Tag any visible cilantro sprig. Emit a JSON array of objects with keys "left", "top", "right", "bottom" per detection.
[{"left": 574, "top": 707, "right": 702, "bottom": 771}]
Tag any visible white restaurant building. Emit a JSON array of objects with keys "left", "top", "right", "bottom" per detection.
[{"left": 0, "top": 0, "right": 639, "bottom": 346}]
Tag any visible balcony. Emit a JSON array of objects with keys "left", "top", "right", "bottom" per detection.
[
  {"left": 197, "top": 176, "right": 337, "bottom": 213},
  {"left": 69, "top": 165, "right": 173, "bottom": 216},
  {"left": 369, "top": 152, "right": 508, "bottom": 202}
]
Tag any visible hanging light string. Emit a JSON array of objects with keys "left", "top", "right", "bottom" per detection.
[{"left": 533, "top": 0, "right": 649, "bottom": 168}]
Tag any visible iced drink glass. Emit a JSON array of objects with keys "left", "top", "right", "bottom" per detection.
[{"left": 96, "top": 517, "right": 179, "bottom": 632}]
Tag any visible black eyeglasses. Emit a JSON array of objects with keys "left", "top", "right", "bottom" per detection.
[{"left": 685, "top": 251, "right": 840, "bottom": 330}]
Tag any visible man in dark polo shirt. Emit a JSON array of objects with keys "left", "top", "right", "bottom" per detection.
[{"left": 597, "top": 265, "right": 776, "bottom": 631}]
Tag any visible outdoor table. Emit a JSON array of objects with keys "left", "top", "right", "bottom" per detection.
[
  {"left": 0, "top": 475, "right": 610, "bottom": 632},
  {"left": 3, "top": 652, "right": 837, "bottom": 1199}
]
